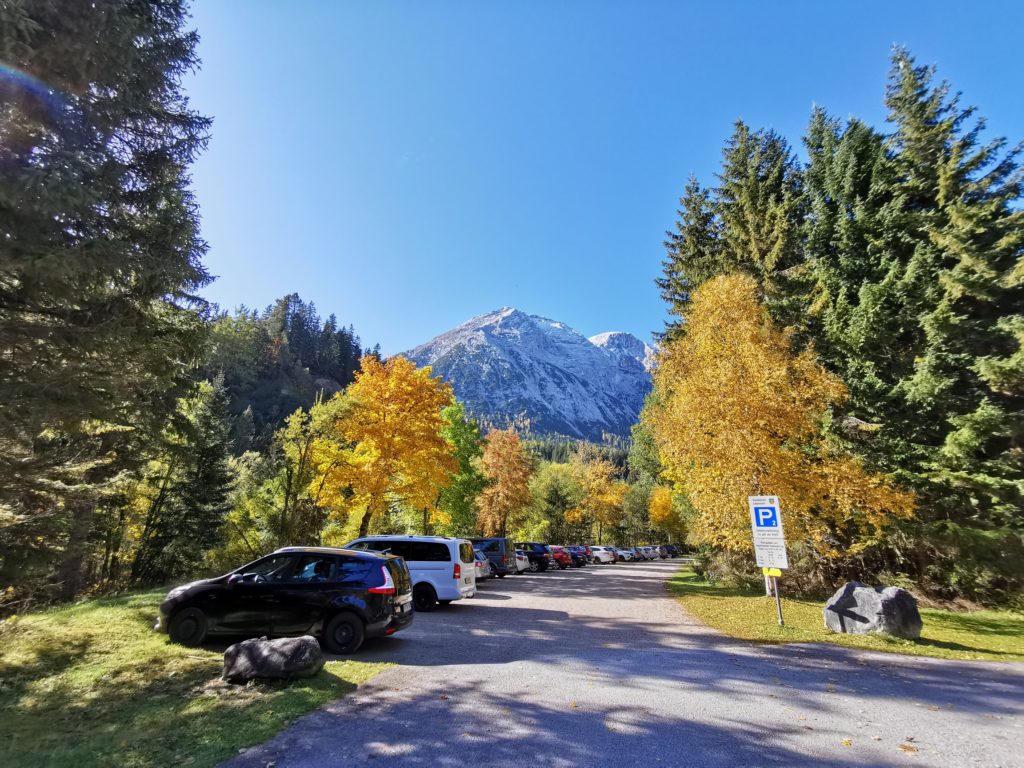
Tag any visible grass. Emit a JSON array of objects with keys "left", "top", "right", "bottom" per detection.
[
  {"left": 668, "top": 567, "right": 1024, "bottom": 661},
  {"left": 0, "top": 590, "right": 388, "bottom": 768}
]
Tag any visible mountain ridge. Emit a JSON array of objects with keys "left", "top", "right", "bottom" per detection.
[{"left": 404, "top": 308, "right": 653, "bottom": 440}]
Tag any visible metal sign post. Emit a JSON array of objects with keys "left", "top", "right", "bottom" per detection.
[{"left": 748, "top": 496, "right": 788, "bottom": 627}]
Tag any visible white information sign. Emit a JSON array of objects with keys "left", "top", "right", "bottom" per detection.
[{"left": 748, "top": 496, "right": 788, "bottom": 569}]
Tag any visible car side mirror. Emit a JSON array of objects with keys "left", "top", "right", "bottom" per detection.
[{"left": 227, "top": 574, "right": 243, "bottom": 586}]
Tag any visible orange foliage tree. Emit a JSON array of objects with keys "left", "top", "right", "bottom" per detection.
[
  {"left": 476, "top": 428, "right": 533, "bottom": 537},
  {"left": 642, "top": 273, "right": 913, "bottom": 560},
  {"left": 311, "top": 355, "right": 457, "bottom": 537}
]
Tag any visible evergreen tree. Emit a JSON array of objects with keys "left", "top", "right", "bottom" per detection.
[
  {"left": 0, "top": 0, "right": 211, "bottom": 598},
  {"left": 716, "top": 121, "right": 804, "bottom": 278},
  {"left": 657, "top": 176, "right": 721, "bottom": 338},
  {"left": 131, "top": 377, "right": 234, "bottom": 584}
]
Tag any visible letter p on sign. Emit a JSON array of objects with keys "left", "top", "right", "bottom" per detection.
[{"left": 754, "top": 506, "right": 778, "bottom": 528}]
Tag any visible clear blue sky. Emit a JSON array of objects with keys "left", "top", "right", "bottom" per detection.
[{"left": 185, "top": 1, "right": 1023, "bottom": 354}]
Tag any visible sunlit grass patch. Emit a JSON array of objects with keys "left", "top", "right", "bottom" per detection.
[
  {"left": 0, "top": 590, "right": 387, "bottom": 768},
  {"left": 668, "top": 567, "right": 1024, "bottom": 661}
]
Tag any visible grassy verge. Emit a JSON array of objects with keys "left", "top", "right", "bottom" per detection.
[
  {"left": 668, "top": 567, "right": 1024, "bottom": 661},
  {"left": 0, "top": 590, "right": 388, "bottom": 768}
]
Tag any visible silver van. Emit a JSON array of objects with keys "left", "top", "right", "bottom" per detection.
[{"left": 345, "top": 535, "right": 477, "bottom": 611}]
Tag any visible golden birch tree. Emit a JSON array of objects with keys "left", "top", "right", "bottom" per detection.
[
  {"left": 642, "top": 273, "right": 913, "bottom": 559},
  {"left": 569, "top": 452, "right": 628, "bottom": 544}
]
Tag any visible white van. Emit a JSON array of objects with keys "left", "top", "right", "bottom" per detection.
[{"left": 345, "top": 535, "right": 477, "bottom": 611}]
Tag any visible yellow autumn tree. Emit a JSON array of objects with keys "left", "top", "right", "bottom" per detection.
[
  {"left": 642, "top": 273, "right": 913, "bottom": 559},
  {"left": 477, "top": 428, "right": 533, "bottom": 537},
  {"left": 311, "top": 355, "right": 457, "bottom": 537},
  {"left": 648, "top": 485, "right": 686, "bottom": 542},
  {"left": 569, "top": 452, "right": 628, "bottom": 544}
]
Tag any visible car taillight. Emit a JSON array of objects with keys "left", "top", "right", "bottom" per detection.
[
  {"left": 453, "top": 563, "right": 461, "bottom": 580},
  {"left": 368, "top": 565, "right": 395, "bottom": 594}
]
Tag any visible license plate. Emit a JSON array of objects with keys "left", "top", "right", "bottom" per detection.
[{"left": 464, "top": 576, "right": 472, "bottom": 584}]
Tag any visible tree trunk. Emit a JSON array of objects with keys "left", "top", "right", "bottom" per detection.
[
  {"left": 57, "top": 499, "right": 95, "bottom": 601},
  {"left": 359, "top": 508, "right": 373, "bottom": 538}
]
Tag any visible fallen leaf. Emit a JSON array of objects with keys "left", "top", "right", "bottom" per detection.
[
  {"left": 841, "top": 739, "right": 852, "bottom": 747},
  {"left": 570, "top": 701, "right": 578, "bottom": 708},
  {"left": 898, "top": 745, "right": 919, "bottom": 754}
]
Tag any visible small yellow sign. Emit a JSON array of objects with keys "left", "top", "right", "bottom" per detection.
[{"left": 761, "top": 567, "right": 782, "bottom": 577}]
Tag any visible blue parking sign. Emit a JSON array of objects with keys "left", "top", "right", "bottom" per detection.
[{"left": 754, "top": 506, "right": 779, "bottom": 528}]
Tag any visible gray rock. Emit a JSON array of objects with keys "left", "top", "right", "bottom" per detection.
[
  {"left": 823, "top": 581, "right": 923, "bottom": 640},
  {"left": 222, "top": 635, "right": 325, "bottom": 683}
]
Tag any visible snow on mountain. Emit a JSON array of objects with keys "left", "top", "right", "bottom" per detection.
[
  {"left": 588, "top": 331, "right": 657, "bottom": 372},
  {"left": 403, "top": 308, "right": 653, "bottom": 441}
]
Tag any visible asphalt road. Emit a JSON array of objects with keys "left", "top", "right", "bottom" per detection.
[{"left": 224, "top": 559, "right": 1024, "bottom": 768}]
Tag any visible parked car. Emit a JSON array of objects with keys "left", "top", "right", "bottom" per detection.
[
  {"left": 656, "top": 545, "right": 669, "bottom": 559},
  {"left": 470, "top": 537, "right": 516, "bottom": 577},
  {"left": 564, "top": 546, "right": 589, "bottom": 567},
  {"left": 569, "top": 545, "right": 593, "bottom": 563},
  {"left": 515, "top": 542, "right": 554, "bottom": 572},
  {"left": 614, "top": 547, "right": 633, "bottom": 562},
  {"left": 590, "top": 546, "right": 617, "bottom": 564},
  {"left": 156, "top": 546, "right": 414, "bottom": 654},
  {"left": 346, "top": 535, "right": 476, "bottom": 612},
  {"left": 513, "top": 550, "right": 530, "bottom": 573},
  {"left": 664, "top": 545, "right": 679, "bottom": 558},
  {"left": 473, "top": 549, "right": 493, "bottom": 581},
  {"left": 548, "top": 545, "right": 572, "bottom": 570}
]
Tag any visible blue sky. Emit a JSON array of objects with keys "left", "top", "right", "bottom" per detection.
[{"left": 186, "top": 1, "right": 1024, "bottom": 354}]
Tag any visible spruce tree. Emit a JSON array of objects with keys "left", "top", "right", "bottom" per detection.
[
  {"left": 657, "top": 176, "right": 721, "bottom": 339},
  {"left": 0, "top": 1, "right": 211, "bottom": 598},
  {"left": 0, "top": 1, "right": 211, "bottom": 447}
]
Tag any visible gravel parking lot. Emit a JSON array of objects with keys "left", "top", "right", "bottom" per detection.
[{"left": 225, "top": 560, "right": 1024, "bottom": 768}]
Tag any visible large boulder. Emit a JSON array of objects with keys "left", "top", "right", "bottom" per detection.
[
  {"left": 823, "top": 581, "right": 923, "bottom": 640},
  {"left": 222, "top": 635, "right": 325, "bottom": 683}
]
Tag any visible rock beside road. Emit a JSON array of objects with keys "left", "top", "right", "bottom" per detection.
[
  {"left": 823, "top": 581, "right": 923, "bottom": 640},
  {"left": 223, "top": 635, "right": 325, "bottom": 683}
]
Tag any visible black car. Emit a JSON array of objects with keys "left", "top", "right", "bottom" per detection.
[
  {"left": 664, "top": 545, "right": 679, "bottom": 557},
  {"left": 515, "top": 542, "right": 553, "bottom": 572},
  {"left": 156, "top": 546, "right": 414, "bottom": 654}
]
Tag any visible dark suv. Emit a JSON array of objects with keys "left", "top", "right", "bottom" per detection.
[
  {"left": 515, "top": 542, "right": 553, "bottom": 572},
  {"left": 470, "top": 537, "right": 515, "bottom": 577},
  {"left": 156, "top": 546, "right": 414, "bottom": 654}
]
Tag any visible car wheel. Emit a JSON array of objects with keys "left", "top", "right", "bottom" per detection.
[
  {"left": 439, "top": 599, "right": 452, "bottom": 605},
  {"left": 496, "top": 573, "right": 505, "bottom": 579},
  {"left": 168, "top": 607, "right": 207, "bottom": 647},
  {"left": 323, "top": 612, "right": 365, "bottom": 654},
  {"left": 413, "top": 583, "right": 438, "bottom": 612},
  {"left": 529, "top": 561, "right": 539, "bottom": 573}
]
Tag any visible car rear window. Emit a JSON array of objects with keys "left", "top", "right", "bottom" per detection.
[
  {"left": 459, "top": 542, "right": 475, "bottom": 563},
  {"left": 362, "top": 540, "right": 452, "bottom": 562}
]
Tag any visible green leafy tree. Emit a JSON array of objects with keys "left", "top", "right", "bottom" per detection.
[{"left": 435, "top": 400, "right": 486, "bottom": 536}]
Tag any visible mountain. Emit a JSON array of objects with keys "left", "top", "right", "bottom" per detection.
[{"left": 404, "top": 308, "right": 654, "bottom": 441}]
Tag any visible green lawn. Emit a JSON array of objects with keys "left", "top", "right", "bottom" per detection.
[
  {"left": 0, "top": 591, "right": 388, "bottom": 768},
  {"left": 668, "top": 567, "right": 1024, "bottom": 661}
]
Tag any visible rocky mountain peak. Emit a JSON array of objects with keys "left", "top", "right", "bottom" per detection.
[{"left": 404, "top": 309, "right": 652, "bottom": 440}]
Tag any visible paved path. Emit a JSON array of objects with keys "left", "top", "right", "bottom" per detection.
[{"left": 225, "top": 560, "right": 1024, "bottom": 768}]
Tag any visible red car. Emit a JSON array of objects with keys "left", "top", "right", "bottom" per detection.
[{"left": 548, "top": 546, "right": 572, "bottom": 570}]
